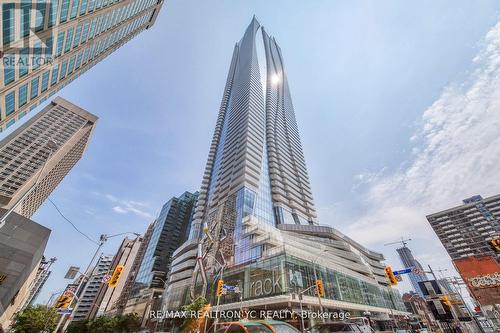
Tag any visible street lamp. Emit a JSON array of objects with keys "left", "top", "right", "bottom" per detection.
[
  {"left": 310, "top": 248, "right": 328, "bottom": 322},
  {"left": 55, "top": 232, "right": 141, "bottom": 332},
  {"left": 0, "top": 139, "right": 58, "bottom": 229}
]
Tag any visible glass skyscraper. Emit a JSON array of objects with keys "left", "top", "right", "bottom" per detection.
[
  {"left": 0, "top": 0, "right": 164, "bottom": 130},
  {"left": 164, "top": 18, "right": 408, "bottom": 328}
]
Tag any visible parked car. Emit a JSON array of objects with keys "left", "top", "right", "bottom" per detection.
[{"left": 310, "top": 322, "right": 365, "bottom": 333}]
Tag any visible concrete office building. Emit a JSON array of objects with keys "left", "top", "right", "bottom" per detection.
[
  {"left": 72, "top": 254, "right": 113, "bottom": 321},
  {"left": 164, "top": 18, "right": 407, "bottom": 330},
  {"left": 0, "top": 97, "right": 97, "bottom": 218},
  {"left": 396, "top": 246, "right": 427, "bottom": 297},
  {"left": 0, "top": 0, "right": 164, "bottom": 130},
  {"left": 427, "top": 194, "right": 500, "bottom": 262},
  {"left": 0, "top": 209, "right": 51, "bottom": 329},
  {"left": 88, "top": 236, "right": 143, "bottom": 319}
]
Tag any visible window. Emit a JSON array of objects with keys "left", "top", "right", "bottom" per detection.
[
  {"left": 89, "top": 18, "right": 97, "bottom": 39},
  {"left": 64, "top": 27, "right": 74, "bottom": 53},
  {"left": 88, "top": 0, "right": 95, "bottom": 12},
  {"left": 48, "top": 0, "right": 59, "bottom": 27},
  {"left": 60, "top": 0, "right": 70, "bottom": 22},
  {"left": 51, "top": 65, "right": 59, "bottom": 85},
  {"left": 56, "top": 32, "right": 65, "bottom": 57},
  {"left": 70, "top": 0, "right": 80, "bottom": 19},
  {"left": 41, "top": 71, "right": 50, "bottom": 92},
  {"left": 81, "top": 22, "right": 89, "bottom": 43},
  {"left": 73, "top": 25, "right": 82, "bottom": 48},
  {"left": 80, "top": 0, "right": 88, "bottom": 15},
  {"left": 31, "top": 77, "right": 39, "bottom": 99},
  {"left": 20, "top": 1, "right": 31, "bottom": 37},
  {"left": 35, "top": 1, "right": 46, "bottom": 32},
  {"left": 5, "top": 91, "right": 15, "bottom": 116},
  {"left": 75, "top": 52, "right": 83, "bottom": 69},
  {"left": 68, "top": 55, "right": 75, "bottom": 74},
  {"left": 59, "top": 59, "right": 68, "bottom": 79},
  {"left": 32, "top": 42, "right": 42, "bottom": 70},
  {"left": 19, "top": 48, "right": 29, "bottom": 78},
  {"left": 2, "top": 3, "right": 15, "bottom": 45},
  {"left": 3, "top": 54, "right": 15, "bottom": 86},
  {"left": 45, "top": 36, "right": 54, "bottom": 57},
  {"left": 19, "top": 84, "right": 28, "bottom": 107}
]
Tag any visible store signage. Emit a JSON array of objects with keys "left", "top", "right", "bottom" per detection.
[
  {"left": 250, "top": 270, "right": 283, "bottom": 297},
  {"left": 468, "top": 273, "right": 500, "bottom": 288}
]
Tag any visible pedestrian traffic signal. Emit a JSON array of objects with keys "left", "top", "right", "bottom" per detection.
[
  {"left": 384, "top": 266, "right": 398, "bottom": 285},
  {"left": 108, "top": 265, "right": 124, "bottom": 288},
  {"left": 216, "top": 279, "right": 224, "bottom": 297},
  {"left": 55, "top": 295, "right": 72, "bottom": 309},
  {"left": 315, "top": 279, "right": 325, "bottom": 297},
  {"left": 489, "top": 238, "right": 500, "bottom": 252}
]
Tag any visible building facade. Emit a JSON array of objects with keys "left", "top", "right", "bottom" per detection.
[
  {"left": 72, "top": 254, "right": 113, "bottom": 321},
  {"left": 16, "top": 256, "right": 56, "bottom": 312},
  {"left": 0, "top": 0, "right": 164, "bottom": 130},
  {"left": 88, "top": 236, "right": 143, "bottom": 319},
  {"left": 427, "top": 194, "right": 500, "bottom": 262},
  {"left": 133, "top": 191, "right": 197, "bottom": 292},
  {"left": 0, "top": 209, "right": 51, "bottom": 329},
  {"left": 0, "top": 97, "right": 97, "bottom": 218},
  {"left": 164, "top": 18, "right": 408, "bottom": 330},
  {"left": 396, "top": 246, "right": 427, "bottom": 297}
]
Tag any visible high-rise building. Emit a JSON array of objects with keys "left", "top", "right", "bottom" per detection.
[
  {"left": 427, "top": 194, "right": 500, "bottom": 262},
  {"left": 133, "top": 191, "right": 197, "bottom": 293},
  {"left": 0, "top": 0, "right": 164, "bottom": 130},
  {"left": 72, "top": 254, "right": 113, "bottom": 321},
  {"left": 164, "top": 18, "right": 407, "bottom": 329},
  {"left": 0, "top": 97, "right": 97, "bottom": 218},
  {"left": 0, "top": 210, "right": 51, "bottom": 329},
  {"left": 396, "top": 246, "right": 427, "bottom": 297},
  {"left": 88, "top": 236, "right": 143, "bottom": 319}
]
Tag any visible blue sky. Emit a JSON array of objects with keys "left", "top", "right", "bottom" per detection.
[{"left": 3, "top": 0, "right": 500, "bottom": 302}]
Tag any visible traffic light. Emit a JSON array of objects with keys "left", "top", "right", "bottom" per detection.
[
  {"left": 489, "top": 238, "right": 500, "bottom": 252},
  {"left": 315, "top": 279, "right": 325, "bottom": 297},
  {"left": 384, "top": 266, "right": 398, "bottom": 285},
  {"left": 108, "top": 265, "right": 124, "bottom": 288},
  {"left": 55, "top": 295, "right": 72, "bottom": 309},
  {"left": 441, "top": 295, "right": 452, "bottom": 308},
  {"left": 216, "top": 279, "right": 224, "bottom": 297}
]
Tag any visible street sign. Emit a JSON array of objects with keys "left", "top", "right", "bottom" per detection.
[
  {"left": 57, "top": 308, "right": 73, "bottom": 314},
  {"left": 102, "top": 274, "right": 111, "bottom": 284},
  {"left": 395, "top": 275, "right": 403, "bottom": 282},
  {"left": 393, "top": 268, "right": 412, "bottom": 276}
]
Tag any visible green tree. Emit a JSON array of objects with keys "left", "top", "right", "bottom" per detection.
[
  {"left": 66, "top": 319, "right": 90, "bottom": 333},
  {"left": 115, "top": 313, "right": 142, "bottom": 332},
  {"left": 181, "top": 296, "right": 209, "bottom": 333},
  {"left": 11, "top": 305, "right": 59, "bottom": 333}
]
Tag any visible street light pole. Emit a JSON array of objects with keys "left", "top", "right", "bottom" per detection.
[
  {"left": 0, "top": 139, "right": 58, "bottom": 229},
  {"left": 54, "top": 232, "right": 140, "bottom": 332}
]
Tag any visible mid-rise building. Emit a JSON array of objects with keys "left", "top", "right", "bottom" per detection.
[
  {"left": 0, "top": 210, "right": 51, "bottom": 330},
  {"left": 0, "top": 0, "right": 164, "bottom": 130},
  {"left": 427, "top": 194, "right": 500, "bottom": 328},
  {"left": 16, "top": 256, "right": 56, "bottom": 312},
  {"left": 396, "top": 246, "right": 427, "bottom": 297},
  {"left": 427, "top": 194, "right": 499, "bottom": 262},
  {"left": 0, "top": 97, "right": 97, "bottom": 218},
  {"left": 88, "top": 236, "right": 143, "bottom": 319},
  {"left": 164, "top": 18, "right": 408, "bottom": 331},
  {"left": 72, "top": 254, "right": 113, "bottom": 321}
]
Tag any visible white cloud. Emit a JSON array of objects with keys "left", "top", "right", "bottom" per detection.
[
  {"left": 347, "top": 22, "right": 500, "bottom": 246},
  {"left": 97, "top": 192, "right": 153, "bottom": 219}
]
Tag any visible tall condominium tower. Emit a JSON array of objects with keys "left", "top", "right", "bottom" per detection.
[
  {"left": 0, "top": 0, "right": 164, "bottom": 130},
  {"left": 395, "top": 246, "right": 427, "bottom": 297},
  {"left": 164, "top": 19, "right": 407, "bottom": 328},
  {"left": 0, "top": 97, "right": 97, "bottom": 218}
]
